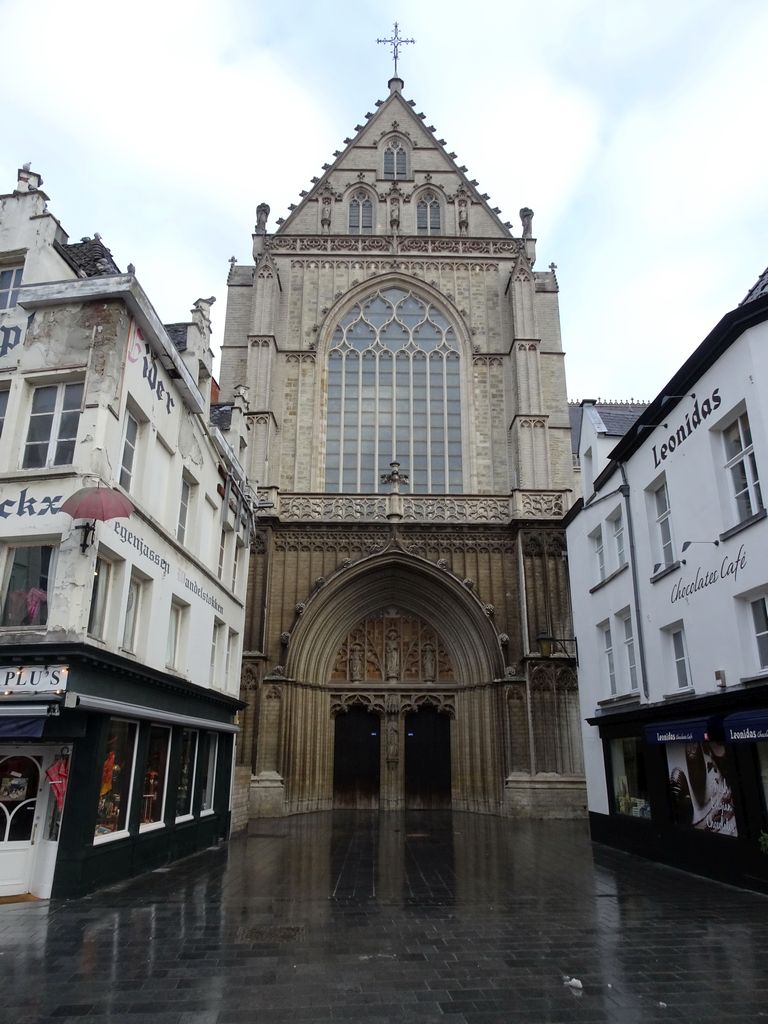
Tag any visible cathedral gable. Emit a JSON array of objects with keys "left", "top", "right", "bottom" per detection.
[{"left": 277, "top": 85, "right": 513, "bottom": 239}]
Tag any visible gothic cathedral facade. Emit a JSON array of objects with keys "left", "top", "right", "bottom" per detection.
[{"left": 219, "top": 77, "right": 585, "bottom": 818}]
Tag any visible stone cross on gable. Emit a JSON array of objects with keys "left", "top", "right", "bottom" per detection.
[
  {"left": 376, "top": 21, "right": 415, "bottom": 78},
  {"left": 381, "top": 461, "right": 409, "bottom": 494}
]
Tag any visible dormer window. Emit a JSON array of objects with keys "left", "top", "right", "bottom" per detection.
[
  {"left": 383, "top": 137, "right": 407, "bottom": 180},
  {"left": 417, "top": 191, "right": 441, "bottom": 236},
  {"left": 348, "top": 190, "right": 373, "bottom": 235}
]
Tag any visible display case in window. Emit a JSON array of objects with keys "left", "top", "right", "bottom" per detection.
[
  {"left": 175, "top": 729, "right": 198, "bottom": 819},
  {"left": 140, "top": 726, "right": 170, "bottom": 827},
  {"left": 610, "top": 737, "right": 650, "bottom": 818},
  {"left": 95, "top": 720, "right": 137, "bottom": 839}
]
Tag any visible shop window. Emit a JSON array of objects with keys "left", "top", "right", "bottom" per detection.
[
  {"left": 199, "top": 732, "right": 218, "bottom": 813},
  {"left": 94, "top": 719, "right": 137, "bottom": 841},
  {"left": 140, "top": 725, "right": 171, "bottom": 829},
  {"left": 0, "top": 545, "right": 54, "bottom": 627},
  {"left": 175, "top": 729, "right": 198, "bottom": 820},
  {"left": 751, "top": 596, "right": 768, "bottom": 669},
  {"left": 22, "top": 381, "right": 83, "bottom": 469},
  {"left": 87, "top": 555, "right": 111, "bottom": 640},
  {"left": 723, "top": 412, "right": 763, "bottom": 524},
  {"left": 666, "top": 741, "right": 737, "bottom": 836},
  {"left": 119, "top": 412, "right": 139, "bottom": 492},
  {"left": 758, "top": 744, "right": 768, "bottom": 816},
  {"left": 610, "top": 738, "right": 650, "bottom": 817},
  {"left": 0, "top": 266, "right": 23, "bottom": 310}
]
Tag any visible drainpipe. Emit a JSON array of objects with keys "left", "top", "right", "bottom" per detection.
[{"left": 618, "top": 464, "right": 650, "bottom": 700}]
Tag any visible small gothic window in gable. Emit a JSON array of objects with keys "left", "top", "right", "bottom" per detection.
[
  {"left": 383, "top": 137, "right": 407, "bottom": 180},
  {"left": 349, "top": 190, "right": 373, "bottom": 235},
  {"left": 417, "top": 191, "right": 441, "bottom": 236}
]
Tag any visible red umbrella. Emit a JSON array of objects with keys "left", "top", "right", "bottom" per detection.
[{"left": 60, "top": 487, "right": 134, "bottom": 552}]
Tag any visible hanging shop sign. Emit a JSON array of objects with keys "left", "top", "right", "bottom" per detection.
[{"left": 0, "top": 664, "right": 69, "bottom": 693}]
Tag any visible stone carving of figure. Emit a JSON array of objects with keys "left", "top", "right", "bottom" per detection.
[
  {"left": 385, "top": 631, "right": 399, "bottom": 681},
  {"left": 386, "top": 719, "right": 399, "bottom": 760},
  {"left": 255, "top": 202, "right": 270, "bottom": 235},
  {"left": 519, "top": 207, "right": 534, "bottom": 239},
  {"left": 458, "top": 199, "right": 469, "bottom": 236},
  {"left": 422, "top": 643, "right": 436, "bottom": 683},
  {"left": 321, "top": 196, "right": 332, "bottom": 234},
  {"left": 390, "top": 196, "right": 400, "bottom": 233},
  {"left": 349, "top": 643, "right": 364, "bottom": 682}
]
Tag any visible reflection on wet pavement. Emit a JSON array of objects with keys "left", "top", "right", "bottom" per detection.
[{"left": 1, "top": 811, "right": 767, "bottom": 1022}]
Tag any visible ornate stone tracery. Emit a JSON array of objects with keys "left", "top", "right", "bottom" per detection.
[{"left": 330, "top": 609, "right": 454, "bottom": 685}]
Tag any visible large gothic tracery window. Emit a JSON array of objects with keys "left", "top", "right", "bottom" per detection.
[
  {"left": 325, "top": 287, "right": 463, "bottom": 494},
  {"left": 348, "top": 190, "right": 373, "bottom": 234}
]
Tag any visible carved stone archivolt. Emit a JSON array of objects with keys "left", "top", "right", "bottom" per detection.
[{"left": 330, "top": 609, "right": 453, "bottom": 685}]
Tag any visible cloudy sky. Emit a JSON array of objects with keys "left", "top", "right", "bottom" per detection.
[{"left": 2, "top": 0, "right": 766, "bottom": 402}]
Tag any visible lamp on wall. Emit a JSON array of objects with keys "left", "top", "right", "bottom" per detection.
[
  {"left": 681, "top": 540, "right": 720, "bottom": 552},
  {"left": 536, "top": 632, "right": 579, "bottom": 665},
  {"left": 60, "top": 487, "right": 135, "bottom": 553}
]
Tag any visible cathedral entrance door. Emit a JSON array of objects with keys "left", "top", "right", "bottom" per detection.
[
  {"left": 333, "top": 707, "right": 381, "bottom": 808},
  {"left": 404, "top": 706, "right": 451, "bottom": 809}
]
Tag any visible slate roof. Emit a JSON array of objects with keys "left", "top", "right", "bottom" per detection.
[
  {"left": 210, "top": 404, "right": 233, "bottom": 431},
  {"left": 164, "top": 323, "right": 188, "bottom": 352},
  {"left": 741, "top": 266, "right": 768, "bottom": 306},
  {"left": 58, "top": 237, "right": 120, "bottom": 277},
  {"left": 568, "top": 400, "right": 649, "bottom": 455}
]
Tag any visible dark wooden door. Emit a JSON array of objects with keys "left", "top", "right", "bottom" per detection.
[
  {"left": 404, "top": 706, "right": 451, "bottom": 808},
  {"left": 333, "top": 708, "right": 381, "bottom": 808}
]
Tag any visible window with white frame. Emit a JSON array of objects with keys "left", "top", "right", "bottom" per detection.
[
  {"left": 325, "top": 287, "right": 463, "bottom": 494},
  {"left": 671, "top": 628, "right": 690, "bottom": 688},
  {"left": 612, "top": 509, "right": 626, "bottom": 567},
  {"left": 723, "top": 412, "right": 763, "bottom": 524},
  {"left": 177, "top": 476, "right": 193, "bottom": 545},
  {"left": 210, "top": 619, "right": 223, "bottom": 684},
  {"left": 166, "top": 600, "right": 185, "bottom": 669},
  {"left": 87, "top": 556, "right": 111, "bottom": 640},
  {"left": 231, "top": 541, "right": 241, "bottom": 594},
  {"left": 416, "top": 191, "right": 441, "bottom": 235},
  {"left": 225, "top": 629, "right": 238, "bottom": 686},
  {"left": 652, "top": 479, "right": 675, "bottom": 567},
  {"left": 199, "top": 732, "right": 218, "bottom": 813},
  {"left": 382, "top": 137, "right": 408, "bottom": 180},
  {"left": 0, "top": 267, "right": 23, "bottom": 310},
  {"left": 119, "top": 412, "right": 139, "bottom": 492},
  {"left": 0, "top": 389, "right": 9, "bottom": 438},
  {"left": 0, "top": 545, "right": 54, "bottom": 627},
  {"left": 622, "top": 613, "right": 639, "bottom": 691},
  {"left": 139, "top": 725, "right": 171, "bottom": 829},
  {"left": 751, "top": 597, "right": 768, "bottom": 670},
  {"left": 217, "top": 530, "right": 227, "bottom": 580},
  {"left": 122, "top": 573, "right": 144, "bottom": 652},
  {"left": 592, "top": 526, "right": 606, "bottom": 581},
  {"left": 22, "top": 381, "right": 83, "bottom": 469},
  {"left": 602, "top": 624, "right": 617, "bottom": 695},
  {"left": 348, "top": 189, "right": 373, "bottom": 235}
]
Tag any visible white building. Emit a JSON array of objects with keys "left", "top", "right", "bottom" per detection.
[
  {"left": 0, "top": 167, "right": 254, "bottom": 898},
  {"left": 566, "top": 274, "right": 768, "bottom": 890}
]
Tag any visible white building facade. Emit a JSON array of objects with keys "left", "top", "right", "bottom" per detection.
[
  {"left": 0, "top": 168, "right": 253, "bottom": 898},
  {"left": 567, "top": 282, "right": 768, "bottom": 890}
]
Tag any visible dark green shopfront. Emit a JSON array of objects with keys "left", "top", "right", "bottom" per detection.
[{"left": 0, "top": 644, "right": 240, "bottom": 898}]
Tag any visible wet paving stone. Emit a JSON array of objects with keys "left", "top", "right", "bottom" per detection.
[{"left": 1, "top": 812, "right": 768, "bottom": 1022}]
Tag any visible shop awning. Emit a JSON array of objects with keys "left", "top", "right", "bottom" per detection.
[
  {"left": 0, "top": 709, "right": 47, "bottom": 738},
  {"left": 723, "top": 710, "right": 768, "bottom": 743},
  {"left": 644, "top": 718, "right": 718, "bottom": 744}
]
